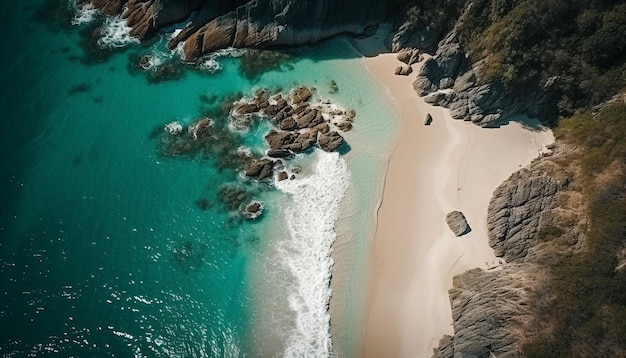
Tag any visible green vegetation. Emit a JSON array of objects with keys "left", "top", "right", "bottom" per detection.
[
  {"left": 389, "top": 0, "right": 626, "bottom": 123},
  {"left": 524, "top": 102, "right": 626, "bottom": 356},
  {"left": 457, "top": 0, "right": 626, "bottom": 116}
]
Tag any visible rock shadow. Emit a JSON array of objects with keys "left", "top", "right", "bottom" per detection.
[{"left": 487, "top": 114, "right": 551, "bottom": 132}]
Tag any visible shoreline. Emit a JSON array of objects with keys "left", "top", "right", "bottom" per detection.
[{"left": 352, "top": 38, "right": 554, "bottom": 357}]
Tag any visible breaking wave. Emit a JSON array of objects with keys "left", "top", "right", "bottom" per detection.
[
  {"left": 97, "top": 15, "right": 140, "bottom": 49},
  {"left": 275, "top": 151, "right": 350, "bottom": 357},
  {"left": 71, "top": 2, "right": 99, "bottom": 26}
]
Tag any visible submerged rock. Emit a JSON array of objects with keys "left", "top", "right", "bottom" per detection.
[{"left": 242, "top": 200, "right": 263, "bottom": 220}]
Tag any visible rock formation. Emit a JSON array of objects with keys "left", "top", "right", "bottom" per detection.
[
  {"left": 230, "top": 86, "right": 353, "bottom": 158},
  {"left": 445, "top": 211, "right": 470, "bottom": 236},
  {"left": 244, "top": 158, "right": 274, "bottom": 180},
  {"left": 394, "top": 65, "right": 413, "bottom": 76},
  {"left": 433, "top": 265, "right": 540, "bottom": 358},
  {"left": 242, "top": 200, "right": 263, "bottom": 220},
  {"left": 82, "top": 0, "right": 386, "bottom": 60},
  {"left": 424, "top": 113, "right": 433, "bottom": 125},
  {"left": 434, "top": 142, "right": 586, "bottom": 357},
  {"left": 487, "top": 172, "right": 559, "bottom": 262}
]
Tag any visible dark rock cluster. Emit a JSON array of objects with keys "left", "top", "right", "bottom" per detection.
[{"left": 231, "top": 86, "right": 354, "bottom": 167}]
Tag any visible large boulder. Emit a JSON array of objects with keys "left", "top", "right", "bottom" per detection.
[
  {"left": 487, "top": 172, "right": 559, "bottom": 262},
  {"left": 290, "top": 86, "right": 312, "bottom": 104},
  {"left": 279, "top": 116, "right": 298, "bottom": 131},
  {"left": 396, "top": 48, "right": 420, "bottom": 65},
  {"left": 265, "top": 130, "right": 315, "bottom": 153},
  {"left": 394, "top": 65, "right": 413, "bottom": 76},
  {"left": 245, "top": 158, "right": 274, "bottom": 180},
  {"left": 235, "top": 103, "right": 260, "bottom": 114},
  {"left": 446, "top": 211, "right": 470, "bottom": 236}
]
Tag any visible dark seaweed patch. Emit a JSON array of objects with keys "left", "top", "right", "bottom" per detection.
[
  {"left": 171, "top": 241, "right": 207, "bottom": 273},
  {"left": 34, "top": 0, "right": 75, "bottom": 32},
  {"left": 238, "top": 49, "right": 294, "bottom": 80},
  {"left": 68, "top": 83, "right": 92, "bottom": 95}
]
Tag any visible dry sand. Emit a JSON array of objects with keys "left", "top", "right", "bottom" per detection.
[{"left": 351, "top": 38, "right": 554, "bottom": 357}]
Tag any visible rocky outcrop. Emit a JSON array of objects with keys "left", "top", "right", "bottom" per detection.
[
  {"left": 85, "top": 0, "right": 386, "bottom": 59},
  {"left": 445, "top": 211, "right": 470, "bottom": 236},
  {"left": 487, "top": 172, "right": 559, "bottom": 262},
  {"left": 433, "top": 266, "right": 538, "bottom": 358},
  {"left": 394, "top": 65, "right": 413, "bottom": 76},
  {"left": 411, "top": 31, "right": 557, "bottom": 127},
  {"left": 242, "top": 200, "right": 263, "bottom": 220},
  {"left": 318, "top": 131, "right": 344, "bottom": 152},
  {"left": 244, "top": 158, "right": 274, "bottom": 180},
  {"left": 396, "top": 48, "right": 421, "bottom": 65},
  {"left": 391, "top": 19, "right": 442, "bottom": 54},
  {"left": 230, "top": 86, "right": 353, "bottom": 157}
]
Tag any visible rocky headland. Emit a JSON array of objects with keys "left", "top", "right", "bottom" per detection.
[{"left": 433, "top": 139, "right": 591, "bottom": 357}]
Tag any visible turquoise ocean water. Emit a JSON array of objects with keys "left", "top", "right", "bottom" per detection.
[{"left": 0, "top": 1, "right": 398, "bottom": 356}]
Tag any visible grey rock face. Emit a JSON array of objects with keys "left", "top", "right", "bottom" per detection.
[
  {"left": 432, "top": 266, "right": 533, "bottom": 358},
  {"left": 396, "top": 48, "right": 421, "bottom": 65},
  {"left": 318, "top": 131, "right": 344, "bottom": 152},
  {"left": 245, "top": 158, "right": 274, "bottom": 180},
  {"left": 391, "top": 20, "right": 441, "bottom": 53},
  {"left": 446, "top": 211, "right": 470, "bottom": 236},
  {"left": 433, "top": 145, "right": 584, "bottom": 358},
  {"left": 487, "top": 172, "right": 559, "bottom": 263}
]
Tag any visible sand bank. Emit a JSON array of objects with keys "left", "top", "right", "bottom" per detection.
[{"left": 352, "top": 39, "right": 554, "bottom": 357}]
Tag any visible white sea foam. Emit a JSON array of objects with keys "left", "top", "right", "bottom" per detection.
[
  {"left": 193, "top": 47, "right": 245, "bottom": 73},
  {"left": 140, "top": 52, "right": 164, "bottom": 70},
  {"left": 72, "top": 2, "right": 99, "bottom": 26},
  {"left": 164, "top": 121, "right": 183, "bottom": 135},
  {"left": 97, "top": 16, "right": 140, "bottom": 49},
  {"left": 275, "top": 151, "right": 350, "bottom": 357},
  {"left": 198, "top": 58, "right": 221, "bottom": 73}
]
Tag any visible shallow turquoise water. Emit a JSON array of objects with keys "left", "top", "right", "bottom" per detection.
[{"left": 0, "top": 1, "right": 398, "bottom": 356}]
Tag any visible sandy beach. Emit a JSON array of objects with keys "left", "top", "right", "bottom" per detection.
[{"left": 351, "top": 38, "right": 554, "bottom": 357}]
